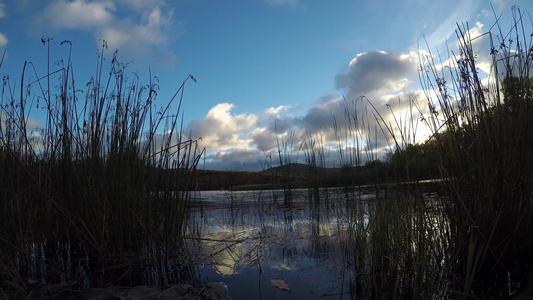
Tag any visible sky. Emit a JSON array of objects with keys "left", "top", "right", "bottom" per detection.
[{"left": 0, "top": 0, "right": 530, "bottom": 170}]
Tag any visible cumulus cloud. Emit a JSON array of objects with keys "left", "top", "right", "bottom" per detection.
[
  {"left": 250, "top": 128, "right": 278, "bottom": 151},
  {"left": 187, "top": 50, "right": 429, "bottom": 170},
  {"left": 300, "top": 96, "right": 344, "bottom": 132},
  {"left": 184, "top": 48, "right": 447, "bottom": 170},
  {"left": 187, "top": 103, "right": 258, "bottom": 151},
  {"left": 37, "top": 0, "right": 179, "bottom": 68},
  {"left": 296, "top": 94, "right": 395, "bottom": 161},
  {"left": 184, "top": 103, "right": 308, "bottom": 170},
  {"left": 98, "top": 6, "right": 176, "bottom": 61},
  {"left": 329, "top": 50, "right": 424, "bottom": 148},
  {"left": 304, "top": 52, "right": 432, "bottom": 158},
  {"left": 43, "top": 0, "right": 115, "bottom": 30},
  {"left": 257, "top": 105, "right": 296, "bottom": 133},
  {"left": 0, "top": 112, "right": 43, "bottom": 151},
  {"left": 335, "top": 50, "right": 419, "bottom": 99}
]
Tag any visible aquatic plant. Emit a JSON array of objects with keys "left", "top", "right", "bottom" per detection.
[
  {"left": 336, "top": 93, "right": 451, "bottom": 299},
  {"left": 0, "top": 40, "right": 202, "bottom": 298},
  {"left": 331, "top": 7, "right": 533, "bottom": 299},
  {"left": 417, "top": 6, "right": 533, "bottom": 298}
]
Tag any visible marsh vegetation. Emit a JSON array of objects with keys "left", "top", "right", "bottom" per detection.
[{"left": 0, "top": 42, "right": 203, "bottom": 298}]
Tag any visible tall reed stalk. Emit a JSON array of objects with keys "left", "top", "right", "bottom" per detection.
[
  {"left": 418, "top": 7, "right": 533, "bottom": 298},
  {"left": 342, "top": 8, "right": 533, "bottom": 299},
  {"left": 301, "top": 131, "right": 327, "bottom": 203},
  {"left": 0, "top": 40, "right": 202, "bottom": 298},
  {"left": 335, "top": 89, "right": 451, "bottom": 299},
  {"left": 275, "top": 130, "right": 297, "bottom": 204}
]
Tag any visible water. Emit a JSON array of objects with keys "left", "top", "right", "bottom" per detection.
[
  {"left": 17, "top": 185, "right": 450, "bottom": 299},
  {"left": 18, "top": 183, "right": 529, "bottom": 299},
  {"left": 187, "top": 188, "right": 370, "bottom": 299}
]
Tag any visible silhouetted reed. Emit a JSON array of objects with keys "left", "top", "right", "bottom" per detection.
[
  {"left": 0, "top": 40, "right": 202, "bottom": 298},
  {"left": 314, "top": 7, "right": 533, "bottom": 299},
  {"left": 417, "top": 7, "right": 533, "bottom": 298}
]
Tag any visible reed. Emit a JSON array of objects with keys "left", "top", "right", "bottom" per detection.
[
  {"left": 340, "top": 8, "right": 533, "bottom": 298},
  {"left": 301, "top": 131, "right": 328, "bottom": 204},
  {"left": 417, "top": 7, "right": 533, "bottom": 298},
  {"left": 264, "top": 8, "right": 532, "bottom": 298},
  {"left": 342, "top": 190, "right": 448, "bottom": 299},
  {"left": 335, "top": 92, "right": 451, "bottom": 299},
  {"left": 0, "top": 40, "right": 202, "bottom": 297}
]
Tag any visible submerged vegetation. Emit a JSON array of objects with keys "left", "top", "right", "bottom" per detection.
[{"left": 1, "top": 6, "right": 533, "bottom": 300}]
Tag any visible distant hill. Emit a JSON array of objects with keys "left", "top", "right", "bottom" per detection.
[
  {"left": 192, "top": 168, "right": 303, "bottom": 190},
  {"left": 261, "top": 162, "right": 340, "bottom": 175},
  {"left": 189, "top": 163, "right": 342, "bottom": 190}
]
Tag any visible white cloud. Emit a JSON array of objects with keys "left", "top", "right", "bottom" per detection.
[
  {"left": 99, "top": 27, "right": 130, "bottom": 49},
  {"left": 257, "top": 105, "right": 295, "bottom": 133},
  {"left": 0, "top": 2, "right": 5, "bottom": 18},
  {"left": 38, "top": 0, "right": 179, "bottom": 69},
  {"left": 250, "top": 128, "right": 278, "bottom": 151},
  {"left": 185, "top": 103, "right": 307, "bottom": 169},
  {"left": 264, "top": 105, "right": 289, "bottom": 115},
  {"left": 0, "top": 33, "right": 6, "bottom": 47},
  {"left": 136, "top": 7, "right": 172, "bottom": 44},
  {"left": 43, "top": 0, "right": 115, "bottom": 30},
  {"left": 481, "top": 8, "right": 492, "bottom": 18},
  {"left": 187, "top": 103, "right": 258, "bottom": 151},
  {"left": 335, "top": 50, "right": 419, "bottom": 99},
  {"left": 185, "top": 50, "right": 427, "bottom": 169},
  {"left": 99, "top": 7, "right": 173, "bottom": 51}
]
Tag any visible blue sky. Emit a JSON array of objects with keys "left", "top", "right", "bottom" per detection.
[{"left": 0, "top": 0, "right": 530, "bottom": 170}]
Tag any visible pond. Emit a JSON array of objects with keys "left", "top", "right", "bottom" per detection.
[
  {"left": 17, "top": 185, "right": 453, "bottom": 299},
  {"left": 187, "top": 188, "right": 373, "bottom": 299}
]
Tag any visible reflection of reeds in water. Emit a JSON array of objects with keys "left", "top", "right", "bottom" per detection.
[
  {"left": 190, "top": 191, "right": 349, "bottom": 292},
  {"left": 343, "top": 189, "right": 449, "bottom": 299},
  {"left": 0, "top": 42, "right": 202, "bottom": 297}
]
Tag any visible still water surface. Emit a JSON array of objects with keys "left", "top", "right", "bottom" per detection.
[{"left": 188, "top": 188, "right": 371, "bottom": 299}]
